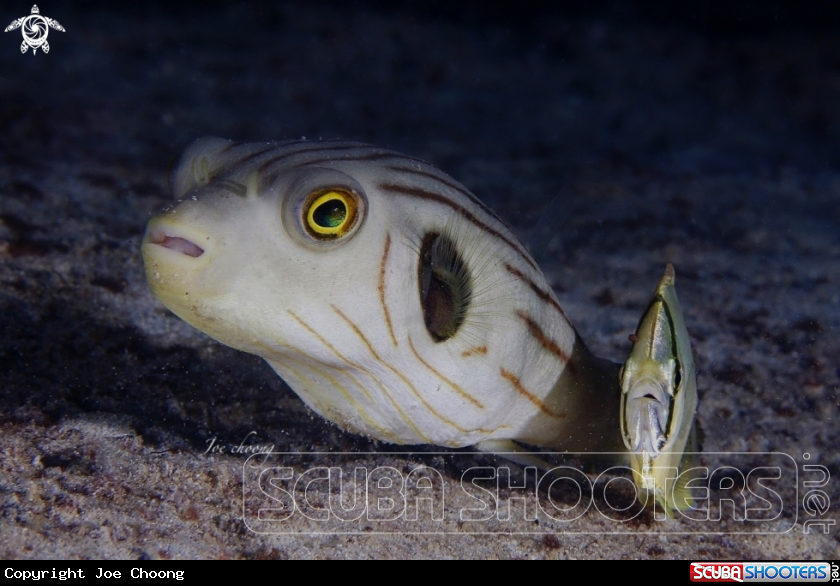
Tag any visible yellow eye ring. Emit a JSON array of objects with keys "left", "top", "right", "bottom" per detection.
[{"left": 304, "top": 190, "right": 358, "bottom": 238}]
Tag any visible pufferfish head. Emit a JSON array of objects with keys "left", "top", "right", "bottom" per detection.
[
  {"left": 141, "top": 137, "right": 578, "bottom": 447},
  {"left": 142, "top": 137, "right": 487, "bottom": 360},
  {"left": 144, "top": 138, "right": 375, "bottom": 358}
]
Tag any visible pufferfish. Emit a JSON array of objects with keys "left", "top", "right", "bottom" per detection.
[{"left": 141, "top": 137, "right": 698, "bottom": 513}]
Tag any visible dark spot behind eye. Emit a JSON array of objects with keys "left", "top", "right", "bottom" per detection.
[{"left": 418, "top": 232, "right": 471, "bottom": 342}]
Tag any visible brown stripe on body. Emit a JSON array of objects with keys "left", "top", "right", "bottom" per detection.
[
  {"left": 378, "top": 182, "right": 539, "bottom": 272},
  {"left": 229, "top": 145, "right": 283, "bottom": 167},
  {"left": 268, "top": 357, "right": 402, "bottom": 444},
  {"left": 231, "top": 143, "right": 514, "bottom": 248},
  {"left": 286, "top": 310, "right": 428, "bottom": 441},
  {"left": 461, "top": 345, "right": 487, "bottom": 357},
  {"left": 217, "top": 179, "right": 247, "bottom": 198},
  {"left": 378, "top": 232, "right": 398, "bottom": 347},
  {"left": 210, "top": 142, "right": 374, "bottom": 178},
  {"left": 286, "top": 311, "right": 375, "bottom": 403},
  {"left": 515, "top": 310, "right": 574, "bottom": 371},
  {"left": 332, "top": 305, "right": 496, "bottom": 435},
  {"left": 293, "top": 150, "right": 430, "bottom": 169},
  {"left": 504, "top": 263, "right": 572, "bottom": 328},
  {"left": 407, "top": 336, "right": 484, "bottom": 409},
  {"left": 251, "top": 337, "right": 390, "bottom": 435},
  {"left": 255, "top": 143, "right": 385, "bottom": 175},
  {"left": 293, "top": 360, "right": 391, "bottom": 438},
  {"left": 295, "top": 151, "right": 505, "bottom": 225},
  {"left": 500, "top": 368, "right": 567, "bottom": 419},
  {"left": 384, "top": 165, "right": 507, "bottom": 225}
]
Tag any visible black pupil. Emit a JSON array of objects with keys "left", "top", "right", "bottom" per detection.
[{"left": 314, "top": 199, "right": 347, "bottom": 228}]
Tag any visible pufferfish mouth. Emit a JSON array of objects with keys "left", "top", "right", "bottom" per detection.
[{"left": 147, "top": 227, "right": 205, "bottom": 257}]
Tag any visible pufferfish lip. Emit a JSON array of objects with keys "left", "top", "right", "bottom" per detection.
[
  {"left": 148, "top": 230, "right": 205, "bottom": 257},
  {"left": 144, "top": 221, "right": 208, "bottom": 258}
]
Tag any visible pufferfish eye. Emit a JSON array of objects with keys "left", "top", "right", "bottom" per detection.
[
  {"left": 281, "top": 168, "right": 367, "bottom": 247},
  {"left": 303, "top": 189, "right": 360, "bottom": 239}
]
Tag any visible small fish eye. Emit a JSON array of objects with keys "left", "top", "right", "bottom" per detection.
[{"left": 304, "top": 190, "right": 358, "bottom": 239}]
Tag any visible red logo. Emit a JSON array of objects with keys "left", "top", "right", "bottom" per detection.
[{"left": 691, "top": 563, "right": 744, "bottom": 582}]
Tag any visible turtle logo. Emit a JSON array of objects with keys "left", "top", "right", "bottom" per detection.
[{"left": 5, "top": 5, "right": 65, "bottom": 55}]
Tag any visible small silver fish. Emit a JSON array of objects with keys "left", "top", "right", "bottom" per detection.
[{"left": 621, "top": 264, "right": 698, "bottom": 515}]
